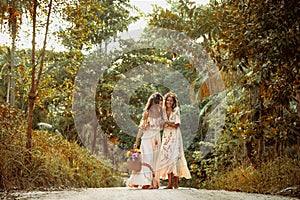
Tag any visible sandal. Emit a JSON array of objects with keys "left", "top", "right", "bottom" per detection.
[
  {"left": 129, "top": 184, "right": 139, "bottom": 188},
  {"left": 142, "top": 185, "right": 150, "bottom": 189}
]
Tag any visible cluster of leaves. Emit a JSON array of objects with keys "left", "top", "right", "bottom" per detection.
[
  {"left": 58, "top": 0, "right": 139, "bottom": 50},
  {"left": 204, "top": 0, "right": 300, "bottom": 146},
  {"left": 0, "top": 48, "right": 84, "bottom": 141},
  {"left": 0, "top": 104, "right": 125, "bottom": 191}
]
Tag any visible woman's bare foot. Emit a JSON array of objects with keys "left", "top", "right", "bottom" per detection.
[
  {"left": 149, "top": 184, "right": 159, "bottom": 189},
  {"left": 164, "top": 185, "right": 173, "bottom": 189},
  {"left": 174, "top": 176, "right": 179, "bottom": 189}
]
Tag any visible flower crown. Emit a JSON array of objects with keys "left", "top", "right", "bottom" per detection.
[{"left": 151, "top": 92, "right": 162, "bottom": 99}]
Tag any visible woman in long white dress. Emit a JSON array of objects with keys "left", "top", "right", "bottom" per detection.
[
  {"left": 157, "top": 92, "right": 191, "bottom": 189},
  {"left": 127, "top": 92, "right": 164, "bottom": 189}
]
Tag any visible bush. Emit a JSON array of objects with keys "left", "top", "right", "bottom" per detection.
[
  {"left": 205, "top": 157, "right": 300, "bottom": 195},
  {"left": 0, "top": 104, "right": 125, "bottom": 191}
]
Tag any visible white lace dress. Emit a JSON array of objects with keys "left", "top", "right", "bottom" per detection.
[
  {"left": 127, "top": 116, "right": 163, "bottom": 187},
  {"left": 157, "top": 107, "right": 191, "bottom": 179}
]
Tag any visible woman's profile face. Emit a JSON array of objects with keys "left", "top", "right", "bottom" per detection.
[{"left": 159, "top": 98, "right": 163, "bottom": 107}]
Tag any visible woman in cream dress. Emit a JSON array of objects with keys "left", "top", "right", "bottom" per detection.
[
  {"left": 157, "top": 92, "right": 191, "bottom": 189},
  {"left": 127, "top": 92, "right": 164, "bottom": 189}
]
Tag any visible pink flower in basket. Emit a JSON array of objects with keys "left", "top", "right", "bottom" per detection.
[{"left": 126, "top": 149, "right": 141, "bottom": 161}]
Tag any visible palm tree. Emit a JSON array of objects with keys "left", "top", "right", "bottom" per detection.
[{"left": 0, "top": 0, "right": 29, "bottom": 106}]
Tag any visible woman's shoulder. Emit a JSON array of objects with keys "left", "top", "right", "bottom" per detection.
[{"left": 173, "top": 106, "right": 180, "bottom": 112}]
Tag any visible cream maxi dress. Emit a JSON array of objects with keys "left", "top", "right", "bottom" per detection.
[
  {"left": 127, "top": 113, "right": 163, "bottom": 187},
  {"left": 157, "top": 107, "right": 191, "bottom": 179}
]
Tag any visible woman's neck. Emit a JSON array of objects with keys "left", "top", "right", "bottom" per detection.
[{"left": 166, "top": 107, "right": 172, "bottom": 111}]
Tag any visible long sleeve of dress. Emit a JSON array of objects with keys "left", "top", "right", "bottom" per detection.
[{"left": 168, "top": 107, "right": 181, "bottom": 125}]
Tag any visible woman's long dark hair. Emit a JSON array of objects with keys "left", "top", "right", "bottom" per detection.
[{"left": 145, "top": 92, "right": 163, "bottom": 111}]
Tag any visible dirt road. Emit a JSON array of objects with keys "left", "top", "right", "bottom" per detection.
[{"left": 7, "top": 187, "right": 298, "bottom": 200}]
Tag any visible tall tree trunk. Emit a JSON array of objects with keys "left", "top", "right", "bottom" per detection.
[
  {"left": 26, "top": 0, "right": 52, "bottom": 152},
  {"left": 244, "top": 137, "right": 256, "bottom": 167},
  {"left": 26, "top": 0, "right": 38, "bottom": 152},
  {"left": 257, "top": 77, "right": 266, "bottom": 165},
  {"left": 6, "top": 1, "right": 17, "bottom": 107},
  {"left": 26, "top": 93, "right": 35, "bottom": 151},
  {"left": 257, "top": 137, "right": 264, "bottom": 161}
]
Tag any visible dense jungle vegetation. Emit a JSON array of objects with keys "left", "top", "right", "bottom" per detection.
[{"left": 0, "top": 0, "right": 299, "bottom": 198}]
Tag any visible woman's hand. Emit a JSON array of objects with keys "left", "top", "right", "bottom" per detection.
[
  {"left": 134, "top": 138, "right": 139, "bottom": 148},
  {"left": 165, "top": 121, "right": 171, "bottom": 127},
  {"left": 165, "top": 121, "right": 179, "bottom": 128}
]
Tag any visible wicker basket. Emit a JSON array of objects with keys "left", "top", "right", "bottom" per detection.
[{"left": 125, "top": 158, "right": 142, "bottom": 172}]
